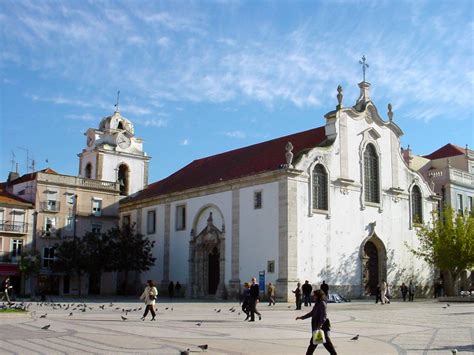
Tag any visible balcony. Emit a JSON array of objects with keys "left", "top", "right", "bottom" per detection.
[
  {"left": 0, "top": 221, "right": 28, "bottom": 234},
  {"left": 40, "top": 201, "right": 61, "bottom": 212},
  {"left": 40, "top": 228, "right": 61, "bottom": 239},
  {"left": 427, "top": 167, "right": 473, "bottom": 187},
  {"left": 0, "top": 252, "right": 21, "bottom": 264},
  {"left": 37, "top": 172, "right": 120, "bottom": 192}
]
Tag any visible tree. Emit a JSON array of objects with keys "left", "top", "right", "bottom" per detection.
[
  {"left": 52, "top": 237, "right": 86, "bottom": 295},
  {"left": 407, "top": 206, "right": 474, "bottom": 296},
  {"left": 106, "top": 225, "right": 156, "bottom": 294},
  {"left": 81, "top": 231, "right": 114, "bottom": 293},
  {"left": 19, "top": 250, "right": 41, "bottom": 296}
]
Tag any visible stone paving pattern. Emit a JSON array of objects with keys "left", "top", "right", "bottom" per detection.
[{"left": 0, "top": 299, "right": 473, "bottom": 354}]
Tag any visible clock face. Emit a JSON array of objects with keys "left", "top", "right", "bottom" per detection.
[{"left": 117, "top": 133, "right": 131, "bottom": 149}]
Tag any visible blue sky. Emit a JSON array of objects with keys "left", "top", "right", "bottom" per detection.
[{"left": 1, "top": 0, "right": 473, "bottom": 183}]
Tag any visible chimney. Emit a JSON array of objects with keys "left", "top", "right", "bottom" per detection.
[{"left": 7, "top": 171, "right": 20, "bottom": 183}]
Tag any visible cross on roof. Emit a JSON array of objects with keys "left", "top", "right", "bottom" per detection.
[{"left": 359, "top": 55, "right": 369, "bottom": 82}]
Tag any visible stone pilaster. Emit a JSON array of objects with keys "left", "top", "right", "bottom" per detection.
[
  {"left": 216, "top": 235, "right": 227, "bottom": 299},
  {"left": 390, "top": 132, "right": 399, "bottom": 188},
  {"left": 339, "top": 112, "right": 349, "bottom": 179},
  {"left": 96, "top": 153, "right": 103, "bottom": 180},
  {"left": 143, "top": 160, "right": 149, "bottom": 188},
  {"left": 276, "top": 177, "right": 299, "bottom": 301},
  {"left": 228, "top": 189, "right": 241, "bottom": 299},
  {"left": 162, "top": 204, "right": 171, "bottom": 284}
]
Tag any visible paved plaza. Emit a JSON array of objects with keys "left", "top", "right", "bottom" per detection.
[{"left": 0, "top": 298, "right": 473, "bottom": 355}]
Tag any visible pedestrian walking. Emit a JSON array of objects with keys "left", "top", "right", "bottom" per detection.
[
  {"left": 293, "top": 282, "right": 302, "bottom": 310},
  {"left": 1, "top": 277, "right": 12, "bottom": 303},
  {"left": 296, "top": 289, "right": 338, "bottom": 355},
  {"left": 140, "top": 280, "right": 158, "bottom": 321},
  {"left": 400, "top": 283, "right": 408, "bottom": 301},
  {"left": 168, "top": 281, "right": 175, "bottom": 299},
  {"left": 302, "top": 280, "right": 313, "bottom": 307},
  {"left": 375, "top": 284, "right": 382, "bottom": 304},
  {"left": 320, "top": 280, "right": 329, "bottom": 297},
  {"left": 242, "top": 282, "right": 251, "bottom": 320},
  {"left": 249, "top": 277, "right": 262, "bottom": 321},
  {"left": 408, "top": 281, "right": 415, "bottom": 302},
  {"left": 267, "top": 282, "right": 276, "bottom": 306},
  {"left": 175, "top": 281, "right": 182, "bottom": 297},
  {"left": 381, "top": 280, "right": 389, "bottom": 304}
]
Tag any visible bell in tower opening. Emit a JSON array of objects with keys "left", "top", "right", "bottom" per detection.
[{"left": 117, "top": 164, "right": 129, "bottom": 196}]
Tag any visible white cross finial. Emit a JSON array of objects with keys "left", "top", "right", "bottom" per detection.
[
  {"left": 114, "top": 90, "right": 120, "bottom": 112},
  {"left": 359, "top": 55, "right": 369, "bottom": 82}
]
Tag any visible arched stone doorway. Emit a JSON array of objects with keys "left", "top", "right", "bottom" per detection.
[
  {"left": 188, "top": 212, "right": 226, "bottom": 299},
  {"left": 360, "top": 225, "right": 387, "bottom": 296}
]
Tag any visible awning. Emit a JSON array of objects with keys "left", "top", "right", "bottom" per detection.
[{"left": 0, "top": 264, "right": 20, "bottom": 276}]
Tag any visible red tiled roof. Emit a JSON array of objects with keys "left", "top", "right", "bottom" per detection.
[
  {"left": 123, "top": 126, "right": 328, "bottom": 204},
  {"left": 423, "top": 144, "right": 467, "bottom": 160},
  {"left": 3, "top": 168, "right": 58, "bottom": 186},
  {"left": 0, "top": 188, "right": 33, "bottom": 208}
]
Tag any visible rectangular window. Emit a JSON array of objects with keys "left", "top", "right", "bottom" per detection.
[
  {"left": 46, "top": 191, "right": 58, "bottom": 211},
  {"left": 254, "top": 191, "right": 262, "bottom": 209},
  {"left": 176, "top": 205, "right": 186, "bottom": 231},
  {"left": 267, "top": 260, "right": 275, "bottom": 273},
  {"left": 122, "top": 215, "right": 131, "bottom": 228},
  {"left": 11, "top": 239, "right": 23, "bottom": 258},
  {"left": 457, "top": 194, "right": 464, "bottom": 215},
  {"left": 66, "top": 215, "right": 74, "bottom": 231},
  {"left": 43, "top": 247, "right": 55, "bottom": 268},
  {"left": 147, "top": 210, "right": 156, "bottom": 234},
  {"left": 468, "top": 196, "right": 473, "bottom": 213},
  {"left": 92, "top": 199, "right": 102, "bottom": 216},
  {"left": 44, "top": 217, "right": 56, "bottom": 236},
  {"left": 66, "top": 193, "right": 75, "bottom": 205},
  {"left": 91, "top": 223, "right": 102, "bottom": 234}
]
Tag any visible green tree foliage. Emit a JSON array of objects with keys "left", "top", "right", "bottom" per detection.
[
  {"left": 52, "top": 236, "right": 86, "bottom": 295},
  {"left": 19, "top": 251, "right": 41, "bottom": 277},
  {"left": 408, "top": 206, "right": 474, "bottom": 296},
  {"left": 106, "top": 225, "right": 156, "bottom": 294}
]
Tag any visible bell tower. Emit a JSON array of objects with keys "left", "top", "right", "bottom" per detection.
[{"left": 78, "top": 110, "right": 150, "bottom": 196}]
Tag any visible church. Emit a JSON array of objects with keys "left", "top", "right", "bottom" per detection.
[{"left": 119, "top": 81, "right": 438, "bottom": 301}]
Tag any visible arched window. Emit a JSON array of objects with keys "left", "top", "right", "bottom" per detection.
[
  {"left": 117, "top": 121, "right": 124, "bottom": 130},
  {"left": 411, "top": 185, "right": 423, "bottom": 223},
  {"left": 118, "top": 164, "right": 129, "bottom": 196},
  {"left": 364, "top": 144, "right": 380, "bottom": 203},
  {"left": 85, "top": 163, "right": 92, "bottom": 179},
  {"left": 312, "top": 164, "right": 328, "bottom": 210}
]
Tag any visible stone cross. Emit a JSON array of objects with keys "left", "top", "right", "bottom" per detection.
[{"left": 359, "top": 55, "right": 369, "bottom": 82}]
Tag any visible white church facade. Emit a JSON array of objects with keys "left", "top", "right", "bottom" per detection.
[{"left": 119, "top": 81, "right": 438, "bottom": 301}]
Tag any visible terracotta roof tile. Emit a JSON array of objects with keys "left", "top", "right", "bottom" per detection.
[
  {"left": 0, "top": 189, "right": 33, "bottom": 208},
  {"left": 123, "top": 126, "right": 328, "bottom": 204},
  {"left": 423, "top": 144, "right": 467, "bottom": 160},
  {"left": 3, "top": 168, "right": 58, "bottom": 186}
]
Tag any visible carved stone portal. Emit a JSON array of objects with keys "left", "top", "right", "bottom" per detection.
[{"left": 188, "top": 212, "right": 227, "bottom": 299}]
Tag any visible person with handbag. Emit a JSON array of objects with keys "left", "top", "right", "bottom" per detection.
[
  {"left": 140, "top": 280, "right": 158, "bottom": 321},
  {"left": 296, "top": 289, "right": 337, "bottom": 355}
]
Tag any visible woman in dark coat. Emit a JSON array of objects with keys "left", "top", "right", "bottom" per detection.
[
  {"left": 296, "top": 289, "right": 337, "bottom": 355},
  {"left": 292, "top": 282, "right": 302, "bottom": 310}
]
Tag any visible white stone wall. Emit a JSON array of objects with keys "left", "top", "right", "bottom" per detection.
[{"left": 101, "top": 153, "right": 146, "bottom": 195}]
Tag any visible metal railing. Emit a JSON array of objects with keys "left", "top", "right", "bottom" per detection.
[
  {"left": 40, "top": 201, "right": 61, "bottom": 212},
  {"left": 0, "top": 221, "right": 28, "bottom": 233}
]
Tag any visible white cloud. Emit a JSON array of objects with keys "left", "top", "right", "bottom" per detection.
[
  {"left": 65, "top": 113, "right": 96, "bottom": 121},
  {"left": 180, "top": 139, "right": 190, "bottom": 146},
  {"left": 139, "top": 119, "right": 168, "bottom": 127},
  {"left": 225, "top": 130, "right": 246, "bottom": 139},
  {"left": 157, "top": 37, "right": 171, "bottom": 47}
]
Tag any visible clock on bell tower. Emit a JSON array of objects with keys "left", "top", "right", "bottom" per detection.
[{"left": 78, "top": 110, "right": 151, "bottom": 196}]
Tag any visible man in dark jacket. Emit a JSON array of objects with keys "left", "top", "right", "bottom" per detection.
[
  {"left": 320, "top": 280, "right": 329, "bottom": 297},
  {"left": 302, "top": 280, "right": 313, "bottom": 307},
  {"left": 249, "top": 277, "right": 262, "bottom": 322},
  {"left": 296, "top": 290, "right": 337, "bottom": 355}
]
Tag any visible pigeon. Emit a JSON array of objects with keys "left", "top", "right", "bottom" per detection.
[
  {"left": 115, "top": 307, "right": 120, "bottom": 310},
  {"left": 350, "top": 335, "right": 359, "bottom": 341},
  {"left": 165, "top": 307, "right": 169, "bottom": 310},
  {"left": 40, "top": 314, "right": 47, "bottom": 318},
  {"left": 121, "top": 316, "right": 127, "bottom": 321},
  {"left": 288, "top": 306, "right": 291, "bottom": 308},
  {"left": 216, "top": 309, "right": 221, "bottom": 313},
  {"left": 81, "top": 308, "right": 86, "bottom": 313},
  {"left": 99, "top": 305, "right": 105, "bottom": 310},
  {"left": 109, "top": 303, "right": 113, "bottom": 307},
  {"left": 442, "top": 306, "right": 447, "bottom": 309},
  {"left": 447, "top": 304, "right": 451, "bottom": 307},
  {"left": 180, "top": 350, "right": 190, "bottom": 355},
  {"left": 68, "top": 312, "right": 73, "bottom": 317},
  {"left": 41, "top": 325, "right": 50, "bottom": 330},
  {"left": 195, "top": 321, "right": 202, "bottom": 326},
  {"left": 198, "top": 344, "right": 208, "bottom": 351}
]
